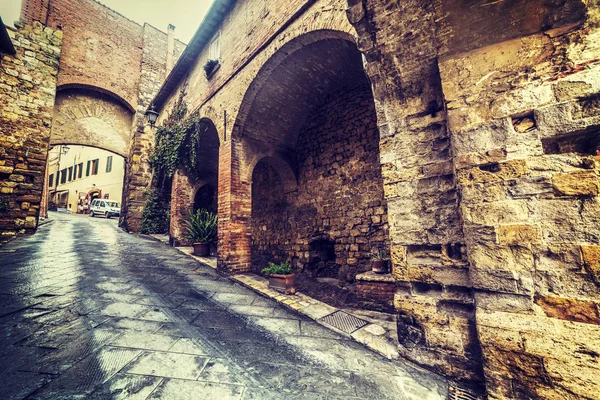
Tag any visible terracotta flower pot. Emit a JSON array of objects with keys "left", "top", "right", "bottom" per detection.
[
  {"left": 268, "top": 273, "right": 296, "bottom": 294},
  {"left": 372, "top": 259, "right": 388, "bottom": 274},
  {"left": 193, "top": 242, "right": 210, "bottom": 256}
]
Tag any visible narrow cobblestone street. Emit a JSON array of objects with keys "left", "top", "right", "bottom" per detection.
[{"left": 0, "top": 213, "right": 447, "bottom": 399}]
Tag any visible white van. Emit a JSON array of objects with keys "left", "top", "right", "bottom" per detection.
[{"left": 90, "top": 199, "right": 121, "bottom": 219}]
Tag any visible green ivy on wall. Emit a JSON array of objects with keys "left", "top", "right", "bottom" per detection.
[
  {"left": 142, "top": 86, "right": 204, "bottom": 235},
  {"left": 141, "top": 189, "right": 170, "bottom": 234},
  {"left": 149, "top": 87, "right": 205, "bottom": 189}
]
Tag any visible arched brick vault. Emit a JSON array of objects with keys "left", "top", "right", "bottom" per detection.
[
  {"left": 247, "top": 156, "right": 298, "bottom": 194},
  {"left": 169, "top": 118, "right": 220, "bottom": 245},
  {"left": 217, "top": 28, "right": 390, "bottom": 295},
  {"left": 50, "top": 86, "right": 134, "bottom": 158}
]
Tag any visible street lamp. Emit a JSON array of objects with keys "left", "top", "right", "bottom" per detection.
[{"left": 145, "top": 106, "right": 159, "bottom": 127}]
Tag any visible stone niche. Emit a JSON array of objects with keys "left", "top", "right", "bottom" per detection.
[{"left": 250, "top": 85, "right": 390, "bottom": 308}]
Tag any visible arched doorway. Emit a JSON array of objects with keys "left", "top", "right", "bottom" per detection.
[
  {"left": 242, "top": 31, "right": 390, "bottom": 308},
  {"left": 169, "top": 118, "right": 220, "bottom": 246},
  {"left": 193, "top": 184, "right": 217, "bottom": 214},
  {"left": 44, "top": 145, "right": 126, "bottom": 216}
]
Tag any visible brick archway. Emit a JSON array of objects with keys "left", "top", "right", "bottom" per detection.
[
  {"left": 170, "top": 118, "right": 220, "bottom": 245},
  {"left": 219, "top": 31, "right": 390, "bottom": 286}
]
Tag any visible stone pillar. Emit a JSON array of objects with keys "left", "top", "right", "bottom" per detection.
[
  {"left": 0, "top": 23, "right": 61, "bottom": 237},
  {"left": 440, "top": 6, "right": 600, "bottom": 397},
  {"left": 346, "top": 0, "right": 482, "bottom": 384},
  {"left": 122, "top": 24, "right": 170, "bottom": 232},
  {"left": 217, "top": 138, "right": 252, "bottom": 274}
]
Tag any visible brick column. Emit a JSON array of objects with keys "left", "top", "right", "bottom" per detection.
[
  {"left": 217, "top": 138, "right": 252, "bottom": 274},
  {"left": 169, "top": 168, "right": 194, "bottom": 245}
]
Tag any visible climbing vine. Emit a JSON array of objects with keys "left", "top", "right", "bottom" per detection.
[
  {"left": 142, "top": 86, "right": 205, "bottom": 234},
  {"left": 148, "top": 87, "right": 205, "bottom": 189},
  {"left": 141, "top": 189, "right": 170, "bottom": 234}
]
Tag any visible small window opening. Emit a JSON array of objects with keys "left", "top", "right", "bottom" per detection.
[{"left": 542, "top": 125, "right": 600, "bottom": 156}]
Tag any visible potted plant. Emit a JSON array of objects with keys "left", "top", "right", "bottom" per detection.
[
  {"left": 371, "top": 249, "right": 389, "bottom": 274},
  {"left": 262, "top": 261, "right": 296, "bottom": 294},
  {"left": 184, "top": 209, "right": 218, "bottom": 256},
  {"left": 203, "top": 59, "right": 220, "bottom": 78}
]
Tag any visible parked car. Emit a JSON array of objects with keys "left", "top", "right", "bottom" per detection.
[{"left": 89, "top": 199, "right": 120, "bottom": 219}]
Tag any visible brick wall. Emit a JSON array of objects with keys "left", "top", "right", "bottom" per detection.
[
  {"left": 250, "top": 86, "right": 389, "bottom": 283},
  {"left": 18, "top": 0, "right": 186, "bottom": 234},
  {"left": 29, "top": 0, "right": 144, "bottom": 108},
  {"left": 0, "top": 23, "right": 61, "bottom": 236}
]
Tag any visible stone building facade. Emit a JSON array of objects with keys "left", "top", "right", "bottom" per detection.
[
  {"left": 0, "top": 0, "right": 185, "bottom": 236},
  {"left": 151, "top": 0, "right": 600, "bottom": 398}
]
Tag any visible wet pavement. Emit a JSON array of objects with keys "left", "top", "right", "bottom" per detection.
[{"left": 0, "top": 212, "right": 448, "bottom": 399}]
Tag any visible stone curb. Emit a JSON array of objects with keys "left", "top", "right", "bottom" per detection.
[{"left": 172, "top": 245, "right": 400, "bottom": 361}]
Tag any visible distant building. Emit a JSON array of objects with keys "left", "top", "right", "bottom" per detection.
[{"left": 45, "top": 145, "right": 124, "bottom": 214}]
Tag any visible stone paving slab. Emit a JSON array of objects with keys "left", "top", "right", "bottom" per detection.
[{"left": 0, "top": 213, "right": 448, "bottom": 399}]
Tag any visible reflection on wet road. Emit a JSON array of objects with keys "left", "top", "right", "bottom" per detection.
[{"left": 0, "top": 213, "right": 448, "bottom": 399}]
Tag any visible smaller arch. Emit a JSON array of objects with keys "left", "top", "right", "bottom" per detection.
[
  {"left": 48, "top": 143, "right": 129, "bottom": 160},
  {"left": 51, "top": 88, "right": 134, "bottom": 158},
  {"left": 250, "top": 155, "right": 298, "bottom": 194},
  {"left": 193, "top": 117, "right": 220, "bottom": 177},
  {"left": 193, "top": 183, "right": 217, "bottom": 214},
  {"left": 57, "top": 84, "right": 136, "bottom": 114}
]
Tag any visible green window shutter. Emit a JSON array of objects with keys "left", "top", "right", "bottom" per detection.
[
  {"left": 86, "top": 160, "right": 91, "bottom": 176},
  {"left": 106, "top": 156, "right": 113, "bottom": 173}
]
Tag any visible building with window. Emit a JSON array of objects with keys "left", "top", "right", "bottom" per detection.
[{"left": 45, "top": 146, "right": 125, "bottom": 214}]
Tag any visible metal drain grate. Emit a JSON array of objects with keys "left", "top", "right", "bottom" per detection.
[
  {"left": 319, "top": 311, "right": 368, "bottom": 334},
  {"left": 448, "top": 383, "right": 482, "bottom": 400}
]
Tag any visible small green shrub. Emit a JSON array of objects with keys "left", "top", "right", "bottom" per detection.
[
  {"left": 262, "top": 261, "right": 292, "bottom": 276},
  {"left": 203, "top": 59, "right": 219, "bottom": 77},
  {"left": 371, "top": 248, "right": 389, "bottom": 261},
  {"left": 141, "top": 190, "right": 170, "bottom": 234},
  {"left": 185, "top": 208, "right": 218, "bottom": 244}
]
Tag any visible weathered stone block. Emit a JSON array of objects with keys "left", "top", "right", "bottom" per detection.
[
  {"left": 552, "top": 171, "right": 599, "bottom": 196},
  {"left": 535, "top": 295, "right": 600, "bottom": 325},
  {"left": 581, "top": 245, "right": 600, "bottom": 285},
  {"left": 496, "top": 224, "right": 542, "bottom": 245}
]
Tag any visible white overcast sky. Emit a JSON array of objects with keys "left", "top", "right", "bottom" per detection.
[{"left": 0, "top": 0, "right": 214, "bottom": 43}]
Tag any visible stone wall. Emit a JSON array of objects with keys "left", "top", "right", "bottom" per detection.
[
  {"left": 149, "top": 0, "right": 600, "bottom": 396},
  {"left": 121, "top": 24, "right": 186, "bottom": 233},
  {"left": 250, "top": 86, "right": 389, "bottom": 281},
  {"left": 440, "top": 4, "right": 600, "bottom": 397},
  {"left": 0, "top": 23, "right": 61, "bottom": 236},
  {"left": 347, "top": 0, "right": 481, "bottom": 384}
]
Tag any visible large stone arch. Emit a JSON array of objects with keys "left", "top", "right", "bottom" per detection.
[
  {"left": 220, "top": 29, "right": 391, "bottom": 311},
  {"left": 231, "top": 29, "right": 357, "bottom": 142},
  {"left": 50, "top": 86, "right": 134, "bottom": 158}
]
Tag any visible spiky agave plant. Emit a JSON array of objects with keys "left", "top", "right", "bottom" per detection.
[{"left": 184, "top": 209, "right": 218, "bottom": 244}]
